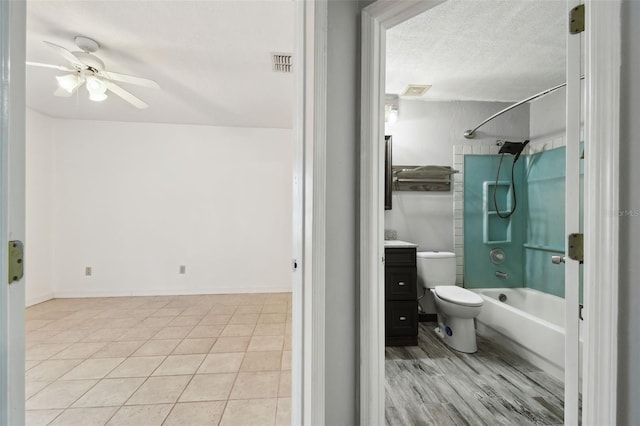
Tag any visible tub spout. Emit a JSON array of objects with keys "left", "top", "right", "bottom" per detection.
[{"left": 495, "top": 271, "right": 508, "bottom": 280}]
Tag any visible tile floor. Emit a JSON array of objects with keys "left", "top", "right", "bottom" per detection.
[{"left": 25, "top": 293, "right": 292, "bottom": 426}]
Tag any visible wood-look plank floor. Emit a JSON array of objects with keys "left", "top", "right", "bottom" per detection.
[{"left": 385, "top": 324, "right": 574, "bottom": 426}]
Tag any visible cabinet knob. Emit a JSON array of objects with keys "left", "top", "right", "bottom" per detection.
[
  {"left": 397, "top": 281, "right": 406, "bottom": 286},
  {"left": 399, "top": 316, "right": 407, "bottom": 321}
]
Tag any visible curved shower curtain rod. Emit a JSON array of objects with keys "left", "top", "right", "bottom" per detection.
[{"left": 463, "top": 78, "right": 583, "bottom": 139}]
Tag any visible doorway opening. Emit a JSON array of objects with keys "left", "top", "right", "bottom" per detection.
[{"left": 361, "top": 2, "right": 619, "bottom": 424}]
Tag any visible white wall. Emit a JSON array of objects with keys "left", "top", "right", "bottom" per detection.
[
  {"left": 26, "top": 117, "right": 292, "bottom": 299},
  {"left": 384, "top": 99, "right": 530, "bottom": 251},
  {"left": 25, "top": 108, "right": 55, "bottom": 306}
]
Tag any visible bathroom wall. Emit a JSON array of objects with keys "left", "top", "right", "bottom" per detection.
[
  {"left": 26, "top": 116, "right": 293, "bottom": 299},
  {"left": 384, "top": 99, "right": 529, "bottom": 251}
]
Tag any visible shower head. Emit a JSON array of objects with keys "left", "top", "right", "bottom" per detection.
[{"left": 498, "top": 140, "right": 530, "bottom": 163}]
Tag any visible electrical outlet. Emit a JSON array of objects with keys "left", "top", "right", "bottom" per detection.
[
  {"left": 179, "top": 265, "right": 186, "bottom": 274},
  {"left": 85, "top": 266, "right": 92, "bottom": 276}
]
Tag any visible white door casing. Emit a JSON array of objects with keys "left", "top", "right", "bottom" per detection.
[
  {"left": 359, "top": 1, "right": 445, "bottom": 425},
  {"left": 293, "top": 0, "right": 329, "bottom": 424},
  {"left": 582, "top": 1, "right": 621, "bottom": 424},
  {"left": 0, "top": 0, "right": 27, "bottom": 425}
]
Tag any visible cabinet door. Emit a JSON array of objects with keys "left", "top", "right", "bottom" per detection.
[
  {"left": 385, "top": 267, "right": 417, "bottom": 300},
  {"left": 385, "top": 301, "right": 418, "bottom": 337}
]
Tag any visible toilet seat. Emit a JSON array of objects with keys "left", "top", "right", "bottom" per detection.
[{"left": 434, "top": 286, "right": 483, "bottom": 307}]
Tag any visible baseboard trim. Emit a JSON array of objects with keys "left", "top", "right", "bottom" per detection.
[
  {"left": 52, "top": 287, "right": 292, "bottom": 299},
  {"left": 26, "top": 293, "right": 55, "bottom": 307}
]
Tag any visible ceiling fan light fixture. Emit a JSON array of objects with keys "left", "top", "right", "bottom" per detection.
[
  {"left": 56, "top": 73, "right": 83, "bottom": 93},
  {"left": 32, "top": 37, "right": 158, "bottom": 109}
]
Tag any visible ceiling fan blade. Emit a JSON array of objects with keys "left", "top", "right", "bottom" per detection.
[
  {"left": 100, "top": 70, "right": 160, "bottom": 89},
  {"left": 27, "top": 61, "right": 76, "bottom": 72},
  {"left": 42, "top": 41, "right": 87, "bottom": 70},
  {"left": 54, "top": 87, "right": 73, "bottom": 97},
  {"left": 104, "top": 81, "right": 149, "bottom": 109}
]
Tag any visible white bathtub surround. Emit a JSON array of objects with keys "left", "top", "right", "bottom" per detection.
[{"left": 474, "top": 287, "right": 583, "bottom": 381}]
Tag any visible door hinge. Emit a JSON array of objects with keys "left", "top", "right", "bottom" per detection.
[
  {"left": 8, "top": 240, "right": 24, "bottom": 284},
  {"left": 569, "top": 4, "right": 585, "bottom": 34},
  {"left": 568, "top": 233, "right": 584, "bottom": 263}
]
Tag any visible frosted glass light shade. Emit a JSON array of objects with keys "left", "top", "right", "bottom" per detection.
[
  {"left": 85, "top": 76, "right": 107, "bottom": 94},
  {"left": 56, "top": 74, "right": 83, "bottom": 93},
  {"left": 86, "top": 76, "right": 108, "bottom": 102},
  {"left": 88, "top": 91, "right": 108, "bottom": 102}
]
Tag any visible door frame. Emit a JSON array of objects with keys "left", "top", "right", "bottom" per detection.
[
  {"left": 0, "top": 0, "right": 12, "bottom": 422},
  {"left": 294, "top": 0, "right": 328, "bottom": 424},
  {"left": 359, "top": 1, "right": 621, "bottom": 425},
  {"left": 1, "top": 1, "right": 327, "bottom": 425},
  {"left": 0, "top": 0, "right": 27, "bottom": 425}
]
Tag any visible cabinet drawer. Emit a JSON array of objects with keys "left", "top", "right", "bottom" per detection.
[
  {"left": 386, "top": 301, "right": 418, "bottom": 337},
  {"left": 385, "top": 267, "right": 417, "bottom": 300},
  {"left": 385, "top": 248, "right": 416, "bottom": 266}
]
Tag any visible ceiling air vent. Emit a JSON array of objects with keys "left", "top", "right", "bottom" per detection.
[
  {"left": 402, "top": 84, "right": 432, "bottom": 97},
  {"left": 272, "top": 53, "right": 293, "bottom": 73}
]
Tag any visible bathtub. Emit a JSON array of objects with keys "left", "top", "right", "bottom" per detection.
[{"left": 473, "top": 287, "right": 583, "bottom": 381}]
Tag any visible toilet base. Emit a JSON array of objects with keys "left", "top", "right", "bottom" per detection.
[{"left": 435, "top": 315, "right": 478, "bottom": 353}]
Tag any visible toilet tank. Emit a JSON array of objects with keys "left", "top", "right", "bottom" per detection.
[{"left": 416, "top": 251, "right": 456, "bottom": 288}]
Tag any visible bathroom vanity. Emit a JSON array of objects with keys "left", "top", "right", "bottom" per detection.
[{"left": 384, "top": 241, "right": 418, "bottom": 346}]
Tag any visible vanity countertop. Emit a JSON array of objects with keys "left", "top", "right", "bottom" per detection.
[{"left": 384, "top": 240, "right": 418, "bottom": 248}]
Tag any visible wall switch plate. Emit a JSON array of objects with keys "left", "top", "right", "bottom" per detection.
[
  {"left": 179, "top": 265, "right": 186, "bottom": 274},
  {"left": 85, "top": 267, "right": 92, "bottom": 276}
]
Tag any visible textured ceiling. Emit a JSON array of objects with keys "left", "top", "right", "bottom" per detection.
[
  {"left": 386, "top": 0, "right": 567, "bottom": 102},
  {"left": 26, "top": 1, "right": 294, "bottom": 128}
]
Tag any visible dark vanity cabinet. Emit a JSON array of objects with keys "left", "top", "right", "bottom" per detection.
[{"left": 385, "top": 247, "right": 418, "bottom": 346}]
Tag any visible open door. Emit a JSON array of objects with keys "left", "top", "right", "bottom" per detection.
[
  {"left": 564, "top": 1, "right": 584, "bottom": 424},
  {"left": 0, "top": 1, "right": 26, "bottom": 425}
]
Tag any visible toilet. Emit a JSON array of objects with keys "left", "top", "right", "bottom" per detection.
[{"left": 416, "top": 251, "right": 484, "bottom": 353}]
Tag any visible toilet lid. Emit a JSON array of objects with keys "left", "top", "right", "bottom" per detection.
[{"left": 434, "top": 286, "right": 484, "bottom": 307}]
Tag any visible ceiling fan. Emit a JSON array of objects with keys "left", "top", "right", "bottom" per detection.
[{"left": 27, "top": 36, "right": 159, "bottom": 109}]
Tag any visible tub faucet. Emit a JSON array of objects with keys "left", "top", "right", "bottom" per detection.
[{"left": 495, "top": 271, "right": 508, "bottom": 280}]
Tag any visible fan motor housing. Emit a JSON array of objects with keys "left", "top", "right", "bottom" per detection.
[{"left": 73, "top": 52, "right": 105, "bottom": 71}]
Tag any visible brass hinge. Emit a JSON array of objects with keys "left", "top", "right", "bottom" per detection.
[
  {"left": 8, "top": 240, "right": 24, "bottom": 284},
  {"left": 569, "top": 4, "right": 585, "bottom": 34},
  {"left": 568, "top": 233, "right": 584, "bottom": 263}
]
